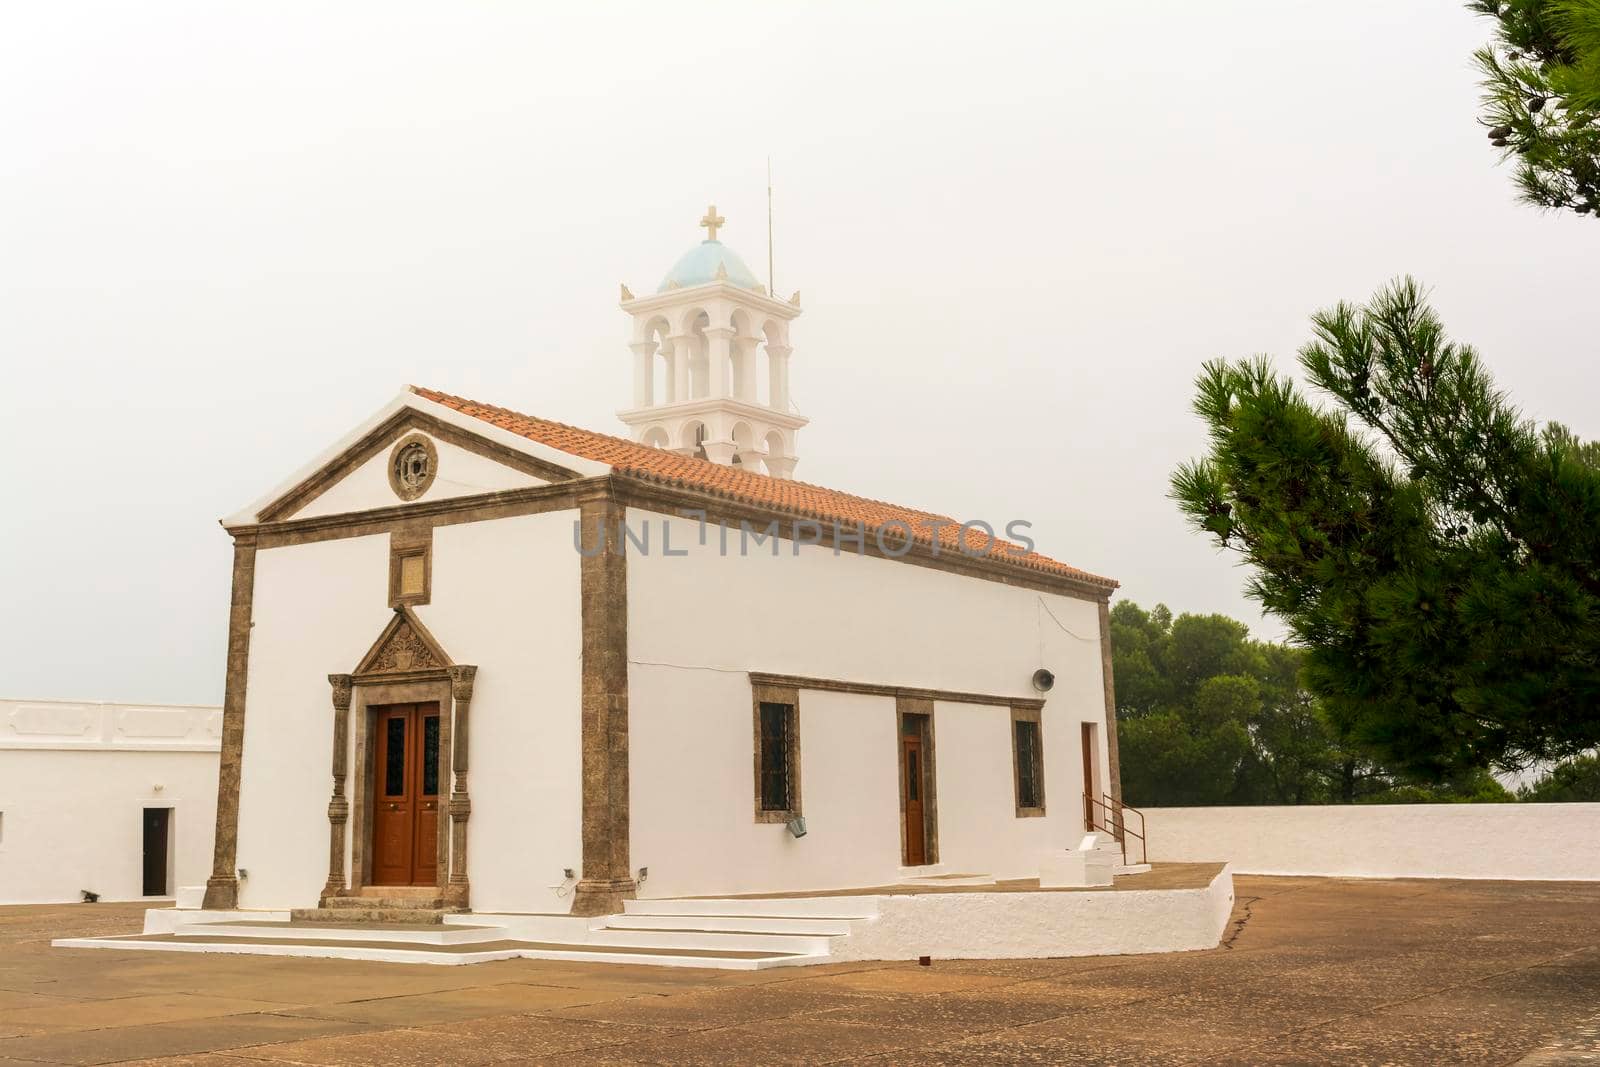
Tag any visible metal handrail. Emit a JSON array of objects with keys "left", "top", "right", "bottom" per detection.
[{"left": 1082, "top": 792, "right": 1147, "bottom": 867}]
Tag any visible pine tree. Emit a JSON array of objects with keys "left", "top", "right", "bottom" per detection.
[
  {"left": 1518, "top": 753, "right": 1600, "bottom": 799},
  {"left": 1470, "top": 0, "right": 1600, "bottom": 215},
  {"left": 1171, "top": 278, "right": 1600, "bottom": 779}
]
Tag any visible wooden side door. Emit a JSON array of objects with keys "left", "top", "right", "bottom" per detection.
[
  {"left": 372, "top": 706, "right": 416, "bottom": 886},
  {"left": 902, "top": 727, "right": 927, "bottom": 866},
  {"left": 1082, "top": 721, "right": 1098, "bottom": 830}
]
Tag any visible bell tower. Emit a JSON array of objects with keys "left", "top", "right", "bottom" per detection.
[{"left": 617, "top": 206, "right": 807, "bottom": 479}]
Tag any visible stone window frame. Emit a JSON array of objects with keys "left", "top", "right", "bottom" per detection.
[
  {"left": 1011, "top": 705, "right": 1046, "bottom": 817},
  {"left": 752, "top": 683, "right": 802, "bottom": 823},
  {"left": 387, "top": 432, "right": 439, "bottom": 503},
  {"left": 388, "top": 534, "right": 432, "bottom": 609}
]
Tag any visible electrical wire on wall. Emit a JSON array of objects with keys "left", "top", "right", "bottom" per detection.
[
  {"left": 1037, "top": 595, "right": 1098, "bottom": 644},
  {"left": 627, "top": 658, "right": 756, "bottom": 675}
]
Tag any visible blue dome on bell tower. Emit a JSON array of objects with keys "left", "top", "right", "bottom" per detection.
[{"left": 656, "top": 205, "right": 762, "bottom": 292}]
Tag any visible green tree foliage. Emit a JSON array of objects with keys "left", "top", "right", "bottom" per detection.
[
  {"left": 1112, "top": 601, "right": 1384, "bottom": 806},
  {"left": 1517, "top": 753, "right": 1600, "bottom": 799},
  {"left": 1171, "top": 279, "right": 1600, "bottom": 781},
  {"left": 1470, "top": 0, "right": 1600, "bottom": 215},
  {"left": 1113, "top": 600, "right": 1517, "bottom": 805},
  {"left": 1364, "top": 771, "right": 1514, "bottom": 804}
]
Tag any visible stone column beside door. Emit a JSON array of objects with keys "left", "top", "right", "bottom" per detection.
[
  {"left": 446, "top": 665, "right": 476, "bottom": 908},
  {"left": 322, "top": 673, "right": 354, "bottom": 900}
]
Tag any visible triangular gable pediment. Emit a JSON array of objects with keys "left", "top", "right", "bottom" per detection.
[
  {"left": 354, "top": 607, "right": 452, "bottom": 676},
  {"left": 228, "top": 390, "right": 610, "bottom": 527}
]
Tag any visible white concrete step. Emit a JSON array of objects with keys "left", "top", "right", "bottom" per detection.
[
  {"left": 54, "top": 934, "right": 821, "bottom": 971},
  {"left": 173, "top": 921, "right": 509, "bottom": 946},
  {"left": 897, "top": 872, "right": 995, "bottom": 887},
  {"left": 513, "top": 946, "right": 825, "bottom": 971},
  {"left": 603, "top": 913, "right": 856, "bottom": 937},
  {"left": 583, "top": 926, "right": 832, "bottom": 955},
  {"left": 898, "top": 864, "right": 951, "bottom": 879},
  {"left": 1085, "top": 831, "right": 1150, "bottom": 873},
  {"left": 144, "top": 909, "right": 291, "bottom": 934},
  {"left": 53, "top": 936, "right": 528, "bottom": 967},
  {"left": 624, "top": 896, "right": 880, "bottom": 920}
]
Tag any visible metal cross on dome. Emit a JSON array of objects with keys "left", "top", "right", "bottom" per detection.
[{"left": 699, "top": 204, "right": 725, "bottom": 242}]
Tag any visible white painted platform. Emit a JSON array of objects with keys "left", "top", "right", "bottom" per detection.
[{"left": 51, "top": 865, "right": 1233, "bottom": 969}]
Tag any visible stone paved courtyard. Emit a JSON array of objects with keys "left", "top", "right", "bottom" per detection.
[{"left": 2, "top": 875, "right": 1598, "bottom": 1065}]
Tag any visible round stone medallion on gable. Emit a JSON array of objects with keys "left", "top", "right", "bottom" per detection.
[{"left": 388, "top": 433, "right": 438, "bottom": 502}]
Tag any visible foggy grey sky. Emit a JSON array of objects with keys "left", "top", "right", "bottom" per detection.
[{"left": 2, "top": 2, "right": 1593, "bottom": 705}]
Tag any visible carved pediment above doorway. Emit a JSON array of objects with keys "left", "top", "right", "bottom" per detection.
[{"left": 353, "top": 607, "right": 453, "bottom": 679}]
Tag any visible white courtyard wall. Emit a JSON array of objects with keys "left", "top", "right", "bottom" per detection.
[
  {"left": 293, "top": 434, "right": 544, "bottom": 520},
  {"left": 627, "top": 508, "right": 1110, "bottom": 899},
  {"left": 0, "top": 700, "right": 219, "bottom": 905},
  {"left": 1143, "top": 804, "right": 1600, "bottom": 880},
  {"left": 234, "top": 510, "right": 581, "bottom": 911}
]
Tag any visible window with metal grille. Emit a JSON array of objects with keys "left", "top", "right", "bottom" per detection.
[
  {"left": 1015, "top": 718, "right": 1044, "bottom": 813},
  {"left": 758, "top": 701, "right": 794, "bottom": 812}
]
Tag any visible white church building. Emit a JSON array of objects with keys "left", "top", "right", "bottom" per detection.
[{"left": 54, "top": 210, "right": 1233, "bottom": 967}]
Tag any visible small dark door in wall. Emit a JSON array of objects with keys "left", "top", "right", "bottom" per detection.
[
  {"left": 900, "top": 714, "right": 933, "bottom": 866},
  {"left": 371, "top": 703, "right": 441, "bottom": 886},
  {"left": 1081, "top": 722, "right": 1099, "bottom": 830},
  {"left": 142, "top": 808, "right": 170, "bottom": 896}
]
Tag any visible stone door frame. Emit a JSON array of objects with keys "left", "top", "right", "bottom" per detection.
[{"left": 323, "top": 608, "right": 476, "bottom": 909}]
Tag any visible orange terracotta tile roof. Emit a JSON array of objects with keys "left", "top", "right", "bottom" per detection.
[{"left": 413, "top": 386, "right": 1116, "bottom": 589}]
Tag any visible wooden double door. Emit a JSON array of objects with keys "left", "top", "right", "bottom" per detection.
[{"left": 371, "top": 703, "right": 441, "bottom": 887}]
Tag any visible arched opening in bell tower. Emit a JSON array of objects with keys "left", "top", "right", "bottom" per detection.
[
  {"left": 730, "top": 421, "right": 755, "bottom": 466},
  {"left": 760, "top": 319, "right": 787, "bottom": 411},
  {"left": 681, "top": 420, "right": 708, "bottom": 460},
  {"left": 642, "top": 316, "right": 671, "bottom": 406},
  {"left": 681, "top": 309, "right": 711, "bottom": 399}
]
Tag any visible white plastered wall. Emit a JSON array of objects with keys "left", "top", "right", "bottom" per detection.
[
  {"left": 627, "top": 508, "right": 1111, "bottom": 899},
  {"left": 233, "top": 510, "right": 582, "bottom": 911},
  {"left": 235, "top": 535, "right": 391, "bottom": 909},
  {"left": 426, "top": 512, "right": 582, "bottom": 913},
  {"left": 0, "top": 701, "right": 219, "bottom": 905},
  {"left": 292, "top": 434, "right": 544, "bottom": 520}
]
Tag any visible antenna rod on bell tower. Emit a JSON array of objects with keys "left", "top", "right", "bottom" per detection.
[{"left": 767, "top": 156, "right": 775, "bottom": 297}]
